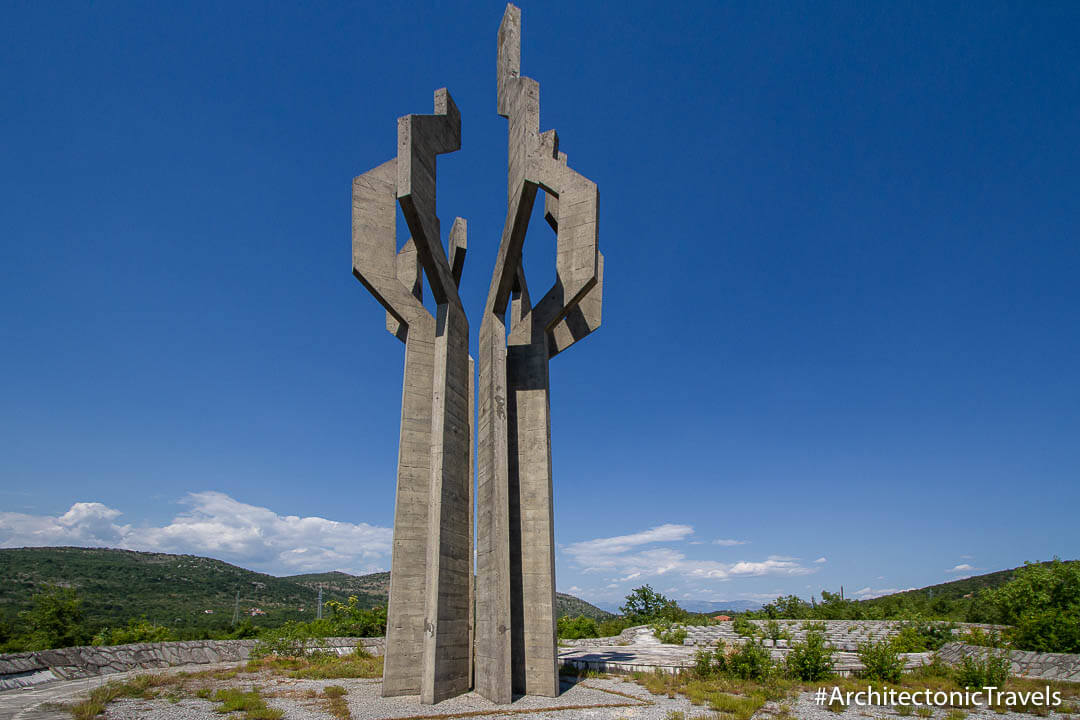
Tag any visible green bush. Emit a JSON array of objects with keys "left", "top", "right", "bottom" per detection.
[
  {"left": 727, "top": 639, "right": 774, "bottom": 680},
  {"left": 764, "top": 619, "right": 790, "bottom": 644},
  {"left": 92, "top": 618, "right": 174, "bottom": 646},
  {"left": 17, "top": 585, "right": 87, "bottom": 650},
  {"left": 621, "top": 585, "right": 689, "bottom": 624},
  {"left": 693, "top": 647, "right": 717, "bottom": 678},
  {"left": 251, "top": 621, "right": 318, "bottom": 658},
  {"left": 955, "top": 626, "right": 1006, "bottom": 649},
  {"left": 973, "top": 559, "right": 1080, "bottom": 653},
  {"left": 557, "top": 615, "right": 599, "bottom": 639},
  {"left": 693, "top": 640, "right": 728, "bottom": 678},
  {"left": 857, "top": 638, "right": 904, "bottom": 683},
  {"left": 953, "top": 652, "right": 1010, "bottom": 688},
  {"left": 596, "top": 617, "right": 632, "bottom": 637},
  {"left": 891, "top": 620, "right": 955, "bottom": 652},
  {"left": 761, "top": 595, "right": 811, "bottom": 620},
  {"left": 732, "top": 615, "right": 757, "bottom": 638},
  {"left": 785, "top": 623, "right": 834, "bottom": 681},
  {"left": 651, "top": 619, "right": 687, "bottom": 644},
  {"left": 321, "top": 596, "right": 386, "bottom": 637}
]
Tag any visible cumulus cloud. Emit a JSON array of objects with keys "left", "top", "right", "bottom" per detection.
[
  {"left": 685, "top": 556, "right": 817, "bottom": 580},
  {"left": 0, "top": 502, "right": 130, "bottom": 547},
  {"left": 563, "top": 525, "right": 818, "bottom": 583},
  {"left": 852, "top": 586, "right": 914, "bottom": 599},
  {"left": 0, "top": 492, "right": 393, "bottom": 576},
  {"left": 948, "top": 563, "right": 975, "bottom": 573},
  {"left": 814, "top": 557, "right": 827, "bottom": 563},
  {"left": 713, "top": 539, "right": 749, "bottom": 546}
]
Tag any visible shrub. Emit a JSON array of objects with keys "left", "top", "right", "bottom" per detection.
[
  {"left": 17, "top": 585, "right": 87, "bottom": 650},
  {"left": 953, "top": 652, "right": 1010, "bottom": 688},
  {"left": 92, "top": 618, "right": 174, "bottom": 646},
  {"left": 956, "top": 626, "right": 1006, "bottom": 649},
  {"left": 892, "top": 620, "right": 955, "bottom": 652},
  {"left": 764, "top": 619, "right": 790, "bottom": 644},
  {"left": 857, "top": 638, "right": 904, "bottom": 683},
  {"left": 651, "top": 619, "right": 688, "bottom": 645},
  {"left": 726, "top": 639, "right": 774, "bottom": 680},
  {"left": 785, "top": 623, "right": 834, "bottom": 681},
  {"left": 732, "top": 615, "right": 757, "bottom": 638},
  {"left": 761, "top": 595, "right": 811, "bottom": 620},
  {"left": 621, "top": 585, "right": 689, "bottom": 624},
  {"left": 321, "top": 597, "right": 386, "bottom": 637},
  {"left": 971, "top": 560, "right": 1080, "bottom": 653},
  {"left": 558, "top": 615, "right": 599, "bottom": 639},
  {"left": 693, "top": 640, "right": 727, "bottom": 678},
  {"left": 251, "top": 621, "right": 318, "bottom": 658},
  {"left": 597, "top": 617, "right": 632, "bottom": 637}
]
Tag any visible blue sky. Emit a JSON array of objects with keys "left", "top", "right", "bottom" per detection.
[{"left": 1, "top": 1, "right": 1077, "bottom": 609}]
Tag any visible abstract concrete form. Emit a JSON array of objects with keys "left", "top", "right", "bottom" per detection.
[
  {"left": 352, "top": 88, "right": 474, "bottom": 705},
  {"left": 474, "top": 4, "right": 604, "bottom": 703}
]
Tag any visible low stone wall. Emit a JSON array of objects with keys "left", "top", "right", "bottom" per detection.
[
  {"left": 0, "top": 637, "right": 384, "bottom": 690},
  {"left": 937, "top": 642, "right": 1080, "bottom": 683},
  {"left": 559, "top": 625, "right": 646, "bottom": 648}
]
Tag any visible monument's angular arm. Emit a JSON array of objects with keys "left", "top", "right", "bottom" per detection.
[
  {"left": 352, "top": 158, "right": 429, "bottom": 338},
  {"left": 398, "top": 88, "right": 466, "bottom": 307}
]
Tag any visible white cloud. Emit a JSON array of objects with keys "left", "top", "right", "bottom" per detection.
[
  {"left": 713, "top": 539, "right": 749, "bottom": 546},
  {"left": 686, "top": 556, "right": 817, "bottom": 580},
  {"left": 564, "top": 524, "right": 693, "bottom": 572},
  {"left": 814, "top": 557, "right": 827, "bottom": 563},
  {"left": 564, "top": 525, "right": 818, "bottom": 583},
  {"left": 0, "top": 502, "right": 129, "bottom": 547},
  {"left": 948, "top": 564, "right": 975, "bottom": 573},
  {"left": 0, "top": 492, "right": 393, "bottom": 576},
  {"left": 852, "top": 586, "right": 911, "bottom": 599}
]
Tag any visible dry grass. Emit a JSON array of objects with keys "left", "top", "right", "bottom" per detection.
[
  {"left": 64, "top": 651, "right": 380, "bottom": 719},
  {"left": 629, "top": 661, "right": 1080, "bottom": 718},
  {"left": 245, "top": 649, "right": 383, "bottom": 679}
]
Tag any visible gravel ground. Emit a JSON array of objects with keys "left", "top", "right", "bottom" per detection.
[
  {"left": 87, "top": 674, "right": 1080, "bottom": 720},
  {"left": 104, "top": 675, "right": 703, "bottom": 720}
]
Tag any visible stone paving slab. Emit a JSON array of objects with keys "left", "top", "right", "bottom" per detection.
[{"left": 0, "top": 661, "right": 239, "bottom": 720}]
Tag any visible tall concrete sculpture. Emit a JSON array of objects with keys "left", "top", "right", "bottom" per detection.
[
  {"left": 475, "top": 4, "right": 604, "bottom": 703},
  {"left": 352, "top": 88, "right": 474, "bottom": 704}
]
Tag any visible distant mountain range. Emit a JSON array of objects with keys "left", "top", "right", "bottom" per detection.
[
  {"left": 680, "top": 600, "right": 764, "bottom": 613},
  {"left": 0, "top": 547, "right": 611, "bottom": 629},
  {"left": 1, "top": 547, "right": 1059, "bottom": 632}
]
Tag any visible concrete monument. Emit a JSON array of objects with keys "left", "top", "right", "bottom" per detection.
[
  {"left": 474, "top": 4, "right": 604, "bottom": 703},
  {"left": 351, "top": 3, "right": 601, "bottom": 705},
  {"left": 352, "top": 89, "right": 474, "bottom": 704}
]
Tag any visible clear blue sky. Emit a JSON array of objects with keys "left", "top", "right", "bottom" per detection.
[{"left": 1, "top": 1, "right": 1077, "bottom": 609}]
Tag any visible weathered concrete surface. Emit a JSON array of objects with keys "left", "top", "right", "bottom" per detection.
[
  {"left": 0, "top": 661, "right": 240, "bottom": 720},
  {"left": 938, "top": 642, "right": 1080, "bottom": 683},
  {"left": 353, "top": 89, "right": 472, "bottom": 704},
  {"left": 682, "top": 619, "right": 1009, "bottom": 651},
  {"left": 0, "top": 638, "right": 384, "bottom": 691},
  {"left": 558, "top": 644, "right": 935, "bottom": 678},
  {"left": 475, "top": 3, "right": 603, "bottom": 703}
]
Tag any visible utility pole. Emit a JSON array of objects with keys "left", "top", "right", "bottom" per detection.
[
  {"left": 316, "top": 587, "right": 323, "bottom": 620},
  {"left": 232, "top": 590, "right": 240, "bottom": 626}
]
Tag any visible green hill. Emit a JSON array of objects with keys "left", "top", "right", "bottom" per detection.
[
  {"left": 556, "top": 592, "right": 613, "bottom": 622},
  {"left": 0, "top": 547, "right": 611, "bottom": 632},
  {"left": 854, "top": 559, "right": 1079, "bottom": 620}
]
